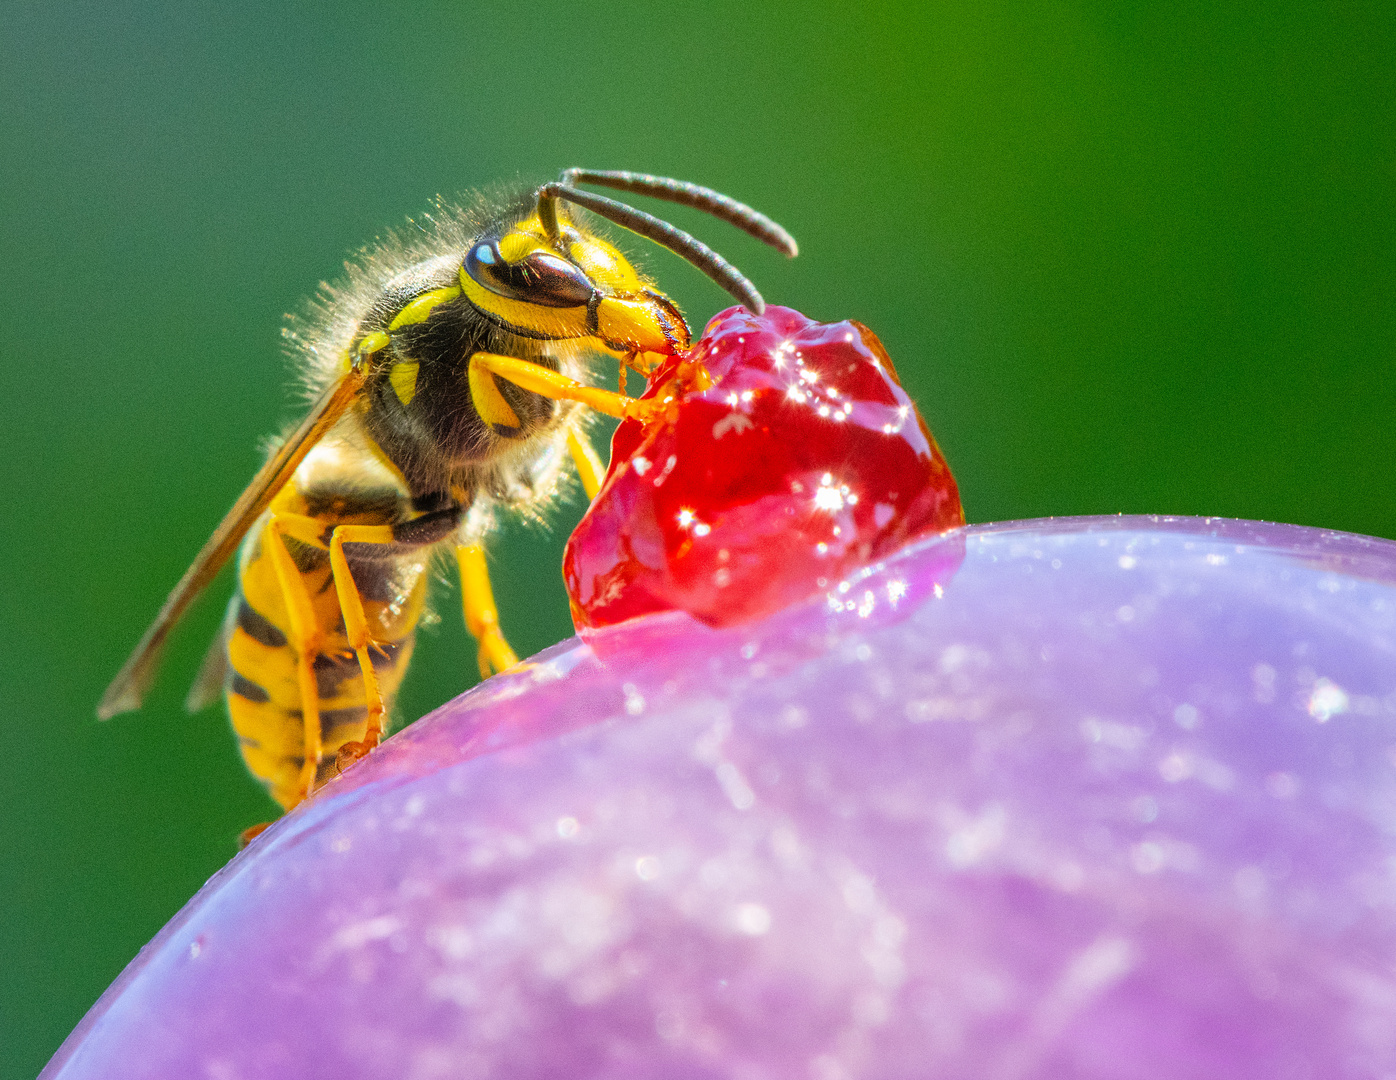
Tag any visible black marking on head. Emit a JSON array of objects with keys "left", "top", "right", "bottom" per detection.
[
  {"left": 236, "top": 600, "right": 288, "bottom": 649},
  {"left": 230, "top": 672, "right": 271, "bottom": 704}
]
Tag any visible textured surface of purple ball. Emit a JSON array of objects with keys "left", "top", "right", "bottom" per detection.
[{"left": 44, "top": 517, "right": 1396, "bottom": 1079}]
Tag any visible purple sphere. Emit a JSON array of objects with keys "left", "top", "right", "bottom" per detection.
[{"left": 44, "top": 517, "right": 1396, "bottom": 1079}]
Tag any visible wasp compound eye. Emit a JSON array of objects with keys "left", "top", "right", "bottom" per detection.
[{"left": 465, "top": 242, "right": 595, "bottom": 308}]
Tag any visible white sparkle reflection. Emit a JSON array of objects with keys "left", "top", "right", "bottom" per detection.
[
  {"left": 735, "top": 903, "right": 772, "bottom": 935},
  {"left": 716, "top": 762, "right": 756, "bottom": 809},
  {"left": 675, "top": 508, "right": 712, "bottom": 538},
  {"left": 652, "top": 454, "right": 678, "bottom": 487},
  {"left": 1309, "top": 678, "right": 1349, "bottom": 722}
]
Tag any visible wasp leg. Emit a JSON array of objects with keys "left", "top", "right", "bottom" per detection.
[
  {"left": 325, "top": 524, "right": 397, "bottom": 768},
  {"left": 468, "top": 351, "right": 665, "bottom": 425},
  {"left": 566, "top": 429, "right": 606, "bottom": 501},
  {"left": 265, "top": 512, "right": 333, "bottom": 806},
  {"left": 456, "top": 544, "right": 520, "bottom": 678}
]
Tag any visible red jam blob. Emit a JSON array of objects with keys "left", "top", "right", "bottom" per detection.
[{"left": 564, "top": 306, "right": 964, "bottom": 630}]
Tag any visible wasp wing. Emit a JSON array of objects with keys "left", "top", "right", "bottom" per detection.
[
  {"left": 98, "top": 368, "right": 367, "bottom": 719},
  {"left": 185, "top": 597, "right": 236, "bottom": 713}
]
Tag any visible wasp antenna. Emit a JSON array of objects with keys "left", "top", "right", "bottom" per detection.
[
  {"left": 538, "top": 183, "right": 768, "bottom": 314},
  {"left": 559, "top": 169, "right": 798, "bottom": 258}
]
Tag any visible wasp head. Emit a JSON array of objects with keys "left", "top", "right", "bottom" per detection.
[{"left": 459, "top": 213, "right": 689, "bottom": 365}]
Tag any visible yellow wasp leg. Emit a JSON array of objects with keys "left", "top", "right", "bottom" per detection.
[
  {"left": 468, "top": 351, "right": 664, "bottom": 425},
  {"left": 326, "top": 524, "right": 397, "bottom": 766},
  {"left": 456, "top": 544, "right": 520, "bottom": 678},
  {"left": 566, "top": 429, "right": 606, "bottom": 501},
  {"left": 265, "top": 513, "right": 331, "bottom": 805}
]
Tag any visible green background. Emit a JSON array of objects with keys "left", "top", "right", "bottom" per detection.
[{"left": 2, "top": 1, "right": 1392, "bottom": 1075}]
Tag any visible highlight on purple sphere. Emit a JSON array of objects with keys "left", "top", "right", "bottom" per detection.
[{"left": 44, "top": 517, "right": 1396, "bottom": 1079}]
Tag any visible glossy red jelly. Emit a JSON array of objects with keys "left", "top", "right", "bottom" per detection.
[{"left": 564, "top": 305, "right": 964, "bottom": 630}]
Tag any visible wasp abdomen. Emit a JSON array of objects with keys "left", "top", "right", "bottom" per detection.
[{"left": 226, "top": 466, "right": 431, "bottom": 810}]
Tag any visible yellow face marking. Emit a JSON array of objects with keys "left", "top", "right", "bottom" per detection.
[
  {"left": 497, "top": 231, "right": 540, "bottom": 263},
  {"left": 595, "top": 295, "right": 679, "bottom": 353},
  {"left": 388, "top": 285, "right": 462, "bottom": 331},
  {"left": 458, "top": 268, "right": 591, "bottom": 339},
  {"left": 568, "top": 234, "right": 644, "bottom": 294},
  {"left": 389, "top": 360, "right": 420, "bottom": 406}
]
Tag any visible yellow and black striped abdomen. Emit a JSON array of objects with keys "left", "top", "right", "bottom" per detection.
[{"left": 225, "top": 475, "right": 430, "bottom": 810}]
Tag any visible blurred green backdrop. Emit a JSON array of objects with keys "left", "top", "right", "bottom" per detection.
[{"left": 2, "top": 1, "right": 1392, "bottom": 1075}]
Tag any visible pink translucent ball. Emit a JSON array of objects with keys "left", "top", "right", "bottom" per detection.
[{"left": 44, "top": 517, "right": 1396, "bottom": 1079}]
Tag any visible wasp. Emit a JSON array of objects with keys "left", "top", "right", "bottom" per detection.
[{"left": 99, "top": 169, "right": 797, "bottom": 820}]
